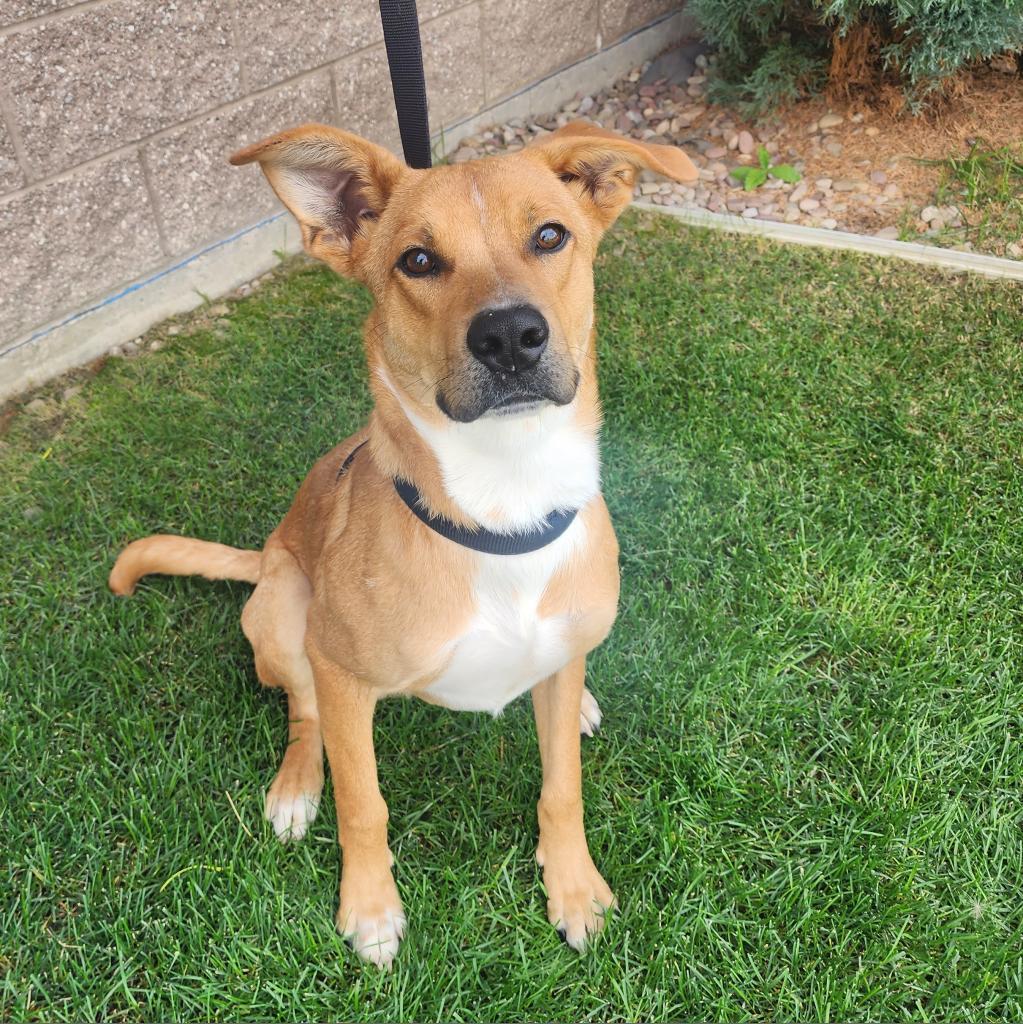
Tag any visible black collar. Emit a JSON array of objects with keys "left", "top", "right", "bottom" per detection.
[{"left": 393, "top": 477, "right": 578, "bottom": 555}]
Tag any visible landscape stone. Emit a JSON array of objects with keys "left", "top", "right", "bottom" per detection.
[{"left": 25, "top": 397, "right": 58, "bottom": 417}]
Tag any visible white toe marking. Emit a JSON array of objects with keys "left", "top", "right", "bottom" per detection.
[
  {"left": 580, "top": 688, "right": 602, "bottom": 736},
  {"left": 265, "top": 791, "right": 320, "bottom": 843},
  {"left": 340, "top": 909, "right": 406, "bottom": 968}
]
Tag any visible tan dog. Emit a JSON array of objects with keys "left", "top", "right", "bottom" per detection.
[{"left": 109, "top": 121, "right": 696, "bottom": 967}]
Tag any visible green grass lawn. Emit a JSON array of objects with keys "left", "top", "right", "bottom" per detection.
[{"left": 2, "top": 212, "right": 1022, "bottom": 1022}]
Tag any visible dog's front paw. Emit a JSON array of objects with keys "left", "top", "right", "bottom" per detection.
[
  {"left": 580, "top": 687, "right": 602, "bottom": 737},
  {"left": 539, "top": 849, "right": 616, "bottom": 951},
  {"left": 265, "top": 762, "right": 323, "bottom": 842},
  {"left": 337, "top": 868, "right": 406, "bottom": 969}
]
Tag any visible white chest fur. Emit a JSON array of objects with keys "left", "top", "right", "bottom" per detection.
[{"left": 423, "top": 518, "right": 584, "bottom": 714}]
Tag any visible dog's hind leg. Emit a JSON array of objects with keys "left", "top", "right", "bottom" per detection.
[{"left": 241, "top": 540, "right": 323, "bottom": 842}]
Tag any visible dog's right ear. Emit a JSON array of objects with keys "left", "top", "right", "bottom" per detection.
[{"left": 230, "top": 123, "right": 407, "bottom": 276}]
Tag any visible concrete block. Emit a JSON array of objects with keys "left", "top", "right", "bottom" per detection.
[
  {"left": 601, "top": 0, "right": 679, "bottom": 43},
  {"left": 238, "top": 0, "right": 382, "bottom": 90},
  {"left": 0, "top": 0, "right": 240, "bottom": 178},
  {"left": 332, "top": 45, "right": 401, "bottom": 151},
  {"left": 0, "top": 116, "right": 24, "bottom": 194},
  {"left": 144, "top": 71, "right": 334, "bottom": 256},
  {"left": 422, "top": 5, "right": 485, "bottom": 129},
  {"left": 418, "top": 0, "right": 474, "bottom": 21},
  {"left": 0, "top": 151, "right": 163, "bottom": 343},
  {"left": 482, "top": 0, "right": 599, "bottom": 103}
]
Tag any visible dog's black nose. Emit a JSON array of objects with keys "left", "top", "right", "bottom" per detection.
[{"left": 466, "top": 305, "right": 549, "bottom": 374}]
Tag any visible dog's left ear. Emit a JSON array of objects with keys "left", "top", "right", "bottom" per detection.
[
  {"left": 230, "top": 123, "right": 407, "bottom": 276},
  {"left": 528, "top": 121, "right": 699, "bottom": 231}
]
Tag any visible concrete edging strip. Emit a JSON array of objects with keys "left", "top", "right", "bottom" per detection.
[{"left": 633, "top": 200, "right": 1023, "bottom": 282}]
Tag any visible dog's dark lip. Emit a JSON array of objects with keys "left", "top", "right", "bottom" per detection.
[
  {"left": 436, "top": 367, "right": 580, "bottom": 422},
  {"left": 436, "top": 388, "right": 549, "bottom": 422}
]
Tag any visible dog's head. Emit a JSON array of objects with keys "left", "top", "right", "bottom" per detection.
[{"left": 231, "top": 122, "right": 696, "bottom": 424}]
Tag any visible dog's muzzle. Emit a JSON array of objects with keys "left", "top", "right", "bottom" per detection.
[{"left": 436, "top": 304, "right": 578, "bottom": 422}]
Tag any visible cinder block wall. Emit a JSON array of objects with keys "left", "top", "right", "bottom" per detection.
[{"left": 1, "top": 0, "right": 682, "bottom": 392}]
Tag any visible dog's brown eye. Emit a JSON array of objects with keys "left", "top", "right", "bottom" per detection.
[
  {"left": 534, "top": 223, "right": 568, "bottom": 253},
  {"left": 400, "top": 248, "right": 436, "bottom": 276}
]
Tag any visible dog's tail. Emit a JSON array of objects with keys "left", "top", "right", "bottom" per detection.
[{"left": 109, "top": 535, "right": 262, "bottom": 596}]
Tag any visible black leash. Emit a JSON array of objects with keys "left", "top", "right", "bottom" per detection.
[{"left": 378, "top": 0, "right": 432, "bottom": 169}]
